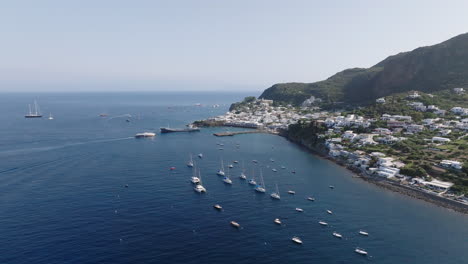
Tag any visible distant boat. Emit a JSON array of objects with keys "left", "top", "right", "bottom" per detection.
[
  {"left": 355, "top": 247, "right": 368, "bottom": 256},
  {"left": 190, "top": 163, "right": 200, "bottom": 184},
  {"left": 329, "top": 185, "right": 335, "bottom": 189},
  {"left": 193, "top": 169, "right": 206, "bottom": 193},
  {"left": 274, "top": 218, "right": 282, "bottom": 225},
  {"left": 214, "top": 204, "right": 222, "bottom": 210},
  {"left": 248, "top": 167, "right": 257, "bottom": 185},
  {"left": 307, "top": 197, "right": 315, "bottom": 201},
  {"left": 270, "top": 158, "right": 275, "bottom": 162},
  {"left": 254, "top": 169, "right": 266, "bottom": 193},
  {"left": 281, "top": 166, "right": 286, "bottom": 169},
  {"left": 160, "top": 125, "right": 200, "bottom": 133},
  {"left": 48, "top": 113, "right": 54, "bottom": 120},
  {"left": 25, "top": 100, "right": 42, "bottom": 118},
  {"left": 230, "top": 221, "right": 240, "bottom": 228},
  {"left": 228, "top": 164, "right": 234, "bottom": 168},
  {"left": 187, "top": 154, "right": 194, "bottom": 168},
  {"left": 295, "top": 208, "right": 304, "bottom": 212},
  {"left": 288, "top": 190, "right": 295, "bottom": 195},
  {"left": 135, "top": 132, "right": 156, "bottom": 138},
  {"left": 319, "top": 221, "right": 328, "bottom": 226},
  {"left": 332, "top": 232, "right": 343, "bottom": 239},
  {"left": 223, "top": 167, "right": 233, "bottom": 185},
  {"left": 99, "top": 113, "right": 108, "bottom": 117},
  {"left": 217, "top": 159, "right": 225, "bottom": 176},
  {"left": 252, "top": 160, "right": 258, "bottom": 163},
  {"left": 198, "top": 153, "right": 203, "bottom": 158},
  {"left": 359, "top": 230, "right": 369, "bottom": 236},
  {"left": 270, "top": 183, "right": 281, "bottom": 200},
  {"left": 291, "top": 170, "right": 296, "bottom": 174},
  {"left": 233, "top": 160, "right": 239, "bottom": 164},
  {"left": 327, "top": 210, "right": 333, "bottom": 214},
  {"left": 291, "top": 236, "right": 302, "bottom": 244},
  {"left": 272, "top": 168, "right": 277, "bottom": 172}
]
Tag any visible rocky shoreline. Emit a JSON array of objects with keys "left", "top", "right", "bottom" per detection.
[{"left": 283, "top": 134, "right": 468, "bottom": 215}]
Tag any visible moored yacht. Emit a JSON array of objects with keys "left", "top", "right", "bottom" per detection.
[
  {"left": 198, "top": 153, "right": 203, "bottom": 158},
  {"left": 291, "top": 236, "right": 302, "bottom": 244},
  {"left": 213, "top": 204, "right": 222, "bottom": 210},
  {"left": 332, "top": 232, "right": 342, "bottom": 238},
  {"left": 217, "top": 159, "right": 225, "bottom": 176},
  {"left": 135, "top": 132, "right": 156, "bottom": 138},
  {"left": 288, "top": 190, "right": 295, "bottom": 195},
  {"left": 319, "top": 221, "right": 328, "bottom": 226},
  {"left": 270, "top": 183, "right": 280, "bottom": 200},
  {"left": 228, "top": 164, "right": 233, "bottom": 168},
  {"left": 193, "top": 169, "right": 206, "bottom": 193},
  {"left": 274, "top": 218, "right": 282, "bottom": 225},
  {"left": 327, "top": 210, "right": 333, "bottom": 214},
  {"left": 355, "top": 247, "right": 368, "bottom": 255},
  {"left": 48, "top": 113, "right": 54, "bottom": 120},
  {"left": 254, "top": 169, "right": 266, "bottom": 193},
  {"left": 307, "top": 197, "right": 315, "bottom": 201},
  {"left": 272, "top": 168, "right": 277, "bottom": 172},
  {"left": 295, "top": 208, "right": 304, "bottom": 212},
  {"left": 187, "top": 154, "right": 194, "bottom": 168},
  {"left": 223, "top": 167, "right": 232, "bottom": 184},
  {"left": 230, "top": 221, "right": 240, "bottom": 228},
  {"left": 359, "top": 230, "right": 369, "bottom": 236}
]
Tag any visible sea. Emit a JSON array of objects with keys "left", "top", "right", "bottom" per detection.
[{"left": 0, "top": 92, "right": 467, "bottom": 264}]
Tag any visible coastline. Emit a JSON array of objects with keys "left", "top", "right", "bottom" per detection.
[{"left": 197, "top": 123, "right": 468, "bottom": 214}]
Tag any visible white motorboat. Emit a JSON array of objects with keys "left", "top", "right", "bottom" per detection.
[
  {"left": 272, "top": 168, "right": 277, "bottom": 172},
  {"left": 135, "top": 132, "right": 156, "bottom": 138},
  {"left": 191, "top": 177, "right": 200, "bottom": 184},
  {"left": 291, "top": 236, "right": 302, "bottom": 244},
  {"left": 233, "top": 160, "right": 239, "bottom": 164},
  {"left": 307, "top": 197, "right": 315, "bottom": 201},
  {"left": 295, "top": 208, "right": 304, "bottom": 212},
  {"left": 230, "top": 221, "right": 240, "bottom": 228},
  {"left": 288, "top": 190, "right": 295, "bottom": 195},
  {"left": 198, "top": 153, "right": 203, "bottom": 158},
  {"left": 332, "top": 232, "right": 342, "bottom": 238},
  {"left": 319, "top": 221, "right": 328, "bottom": 226},
  {"left": 329, "top": 185, "right": 335, "bottom": 189},
  {"left": 214, "top": 204, "right": 222, "bottom": 210},
  {"left": 281, "top": 166, "right": 286, "bottom": 169},
  {"left": 248, "top": 179, "right": 257, "bottom": 185},
  {"left": 240, "top": 172, "right": 247, "bottom": 180},
  {"left": 359, "top": 230, "right": 369, "bottom": 236},
  {"left": 228, "top": 164, "right": 234, "bottom": 168},
  {"left": 327, "top": 210, "right": 333, "bottom": 214},
  {"left": 274, "top": 218, "right": 282, "bottom": 225},
  {"left": 355, "top": 248, "right": 368, "bottom": 255},
  {"left": 194, "top": 184, "right": 206, "bottom": 193}
]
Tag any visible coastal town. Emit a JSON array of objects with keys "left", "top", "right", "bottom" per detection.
[{"left": 197, "top": 89, "right": 468, "bottom": 209}]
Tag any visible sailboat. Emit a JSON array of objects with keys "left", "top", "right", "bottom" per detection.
[
  {"left": 270, "top": 183, "right": 280, "bottom": 200},
  {"left": 223, "top": 167, "right": 233, "bottom": 184},
  {"left": 239, "top": 161, "right": 247, "bottom": 180},
  {"left": 190, "top": 162, "right": 200, "bottom": 184},
  {"left": 217, "top": 159, "right": 225, "bottom": 176},
  {"left": 25, "top": 100, "right": 42, "bottom": 118},
  {"left": 248, "top": 167, "right": 257, "bottom": 185},
  {"left": 48, "top": 113, "right": 54, "bottom": 120},
  {"left": 254, "top": 169, "right": 266, "bottom": 193},
  {"left": 193, "top": 169, "right": 206, "bottom": 193},
  {"left": 187, "top": 154, "right": 194, "bottom": 168}
]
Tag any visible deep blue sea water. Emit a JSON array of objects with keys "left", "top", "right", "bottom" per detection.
[{"left": 0, "top": 92, "right": 467, "bottom": 264}]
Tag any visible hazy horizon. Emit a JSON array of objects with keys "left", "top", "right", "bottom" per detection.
[{"left": 1, "top": 0, "right": 468, "bottom": 92}]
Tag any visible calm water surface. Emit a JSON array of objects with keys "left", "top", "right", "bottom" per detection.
[{"left": 0, "top": 92, "right": 467, "bottom": 264}]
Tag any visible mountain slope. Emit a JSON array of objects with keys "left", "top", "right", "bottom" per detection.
[{"left": 260, "top": 33, "right": 468, "bottom": 105}]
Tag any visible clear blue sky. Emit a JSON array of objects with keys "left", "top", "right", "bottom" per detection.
[{"left": 1, "top": 0, "right": 467, "bottom": 92}]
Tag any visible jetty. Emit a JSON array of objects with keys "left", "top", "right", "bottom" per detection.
[{"left": 213, "top": 130, "right": 273, "bottom": 137}]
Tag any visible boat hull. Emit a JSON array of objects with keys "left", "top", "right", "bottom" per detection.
[{"left": 160, "top": 127, "right": 200, "bottom": 133}]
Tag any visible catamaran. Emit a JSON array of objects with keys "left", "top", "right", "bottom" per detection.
[
  {"left": 217, "top": 159, "right": 225, "bottom": 176},
  {"left": 187, "top": 154, "right": 194, "bottom": 168},
  {"left": 254, "top": 169, "right": 266, "bottom": 193},
  {"left": 25, "top": 100, "right": 42, "bottom": 118},
  {"left": 270, "top": 183, "right": 280, "bottom": 200}
]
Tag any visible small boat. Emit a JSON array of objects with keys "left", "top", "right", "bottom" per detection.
[
  {"left": 355, "top": 247, "right": 368, "bottom": 256},
  {"left": 270, "top": 158, "right": 275, "bottom": 162},
  {"left": 329, "top": 185, "right": 335, "bottom": 189},
  {"left": 288, "top": 190, "right": 295, "bottom": 195},
  {"left": 213, "top": 204, "right": 222, "bottom": 210},
  {"left": 272, "top": 168, "right": 277, "bottom": 172},
  {"left": 233, "top": 160, "right": 239, "bottom": 164},
  {"left": 230, "top": 221, "right": 240, "bottom": 228},
  {"left": 291, "top": 236, "right": 302, "bottom": 244},
  {"left": 274, "top": 218, "right": 282, "bottom": 225},
  {"left": 270, "top": 184, "right": 281, "bottom": 200},
  {"left": 99, "top": 113, "right": 108, "bottom": 117},
  {"left": 254, "top": 169, "right": 266, "bottom": 193},
  {"left": 25, "top": 100, "right": 43, "bottom": 118},
  {"left": 248, "top": 179, "right": 257, "bottom": 185},
  {"left": 307, "top": 197, "right": 315, "bottom": 201},
  {"left": 135, "top": 132, "right": 156, "bottom": 138},
  {"left": 170, "top": 167, "right": 176, "bottom": 170},
  {"left": 218, "top": 148, "right": 224, "bottom": 150},
  {"left": 327, "top": 210, "right": 333, "bottom": 214},
  {"left": 240, "top": 172, "right": 247, "bottom": 180},
  {"left": 48, "top": 113, "right": 54, "bottom": 120},
  {"left": 319, "top": 221, "right": 328, "bottom": 226},
  {"left": 291, "top": 170, "right": 296, "bottom": 174},
  {"left": 193, "top": 169, "right": 206, "bottom": 193},
  {"left": 332, "top": 232, "right": 342, "bottom": 238},
  {"left": 198, "top": 153, "right": 203, "bottom": 158},
  {"left": 281, "top": 166, "right": 286, "bottom": 169},
  {"left": 124, "top": 184, "right": 129, "bottom": 188},
  {"left": 252, "top": 160, "right": 258, "bottom": 163},
  {"left": 228, "top": 164, "right": 234, "bottom": 168},
  {"left": 359, "top": 230, "right": 369, "bottom": 236},
  {"left": 223, "top": 169, "right": 232, "bottom": 184},
  {"left": 191, "top": 177, "right": 200, "bottom": 184},
  {"left": 295, "top": 208, "right": 304, "bottom": 212},
  {"left": 217, "top": 159, "right": 225, "bottom": 176},
  {"left": 187, "top": 154, "right": 194, "bottom": 168}
]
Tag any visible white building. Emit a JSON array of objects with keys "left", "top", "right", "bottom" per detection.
[
  {"left": 376, "top": 97, "right": 386, "bottom": 104},
  {"left": 440, "top": 160, "right": 463, "bottom": 170},
  {"left": 453, "top": 87, "right": 465, "bottom": 94},
  {"left": 432, "top": 137, "right": 451, "bottom": 143}
]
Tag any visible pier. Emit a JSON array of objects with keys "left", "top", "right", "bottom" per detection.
[{"left": 213, "top": 130, "right": 273, "bottom": 137}]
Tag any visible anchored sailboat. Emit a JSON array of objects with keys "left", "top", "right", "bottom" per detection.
[{"left": 25, "top": 100, "right": 42, "bottom": 118}]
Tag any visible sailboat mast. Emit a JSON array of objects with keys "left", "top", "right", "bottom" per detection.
[{"left": 28, "top": 104, "right": 32, "bottom": 115}]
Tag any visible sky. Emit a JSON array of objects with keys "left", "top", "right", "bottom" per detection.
[{"left": 1, "top": 0, "right": 467, "bottom": 92}]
